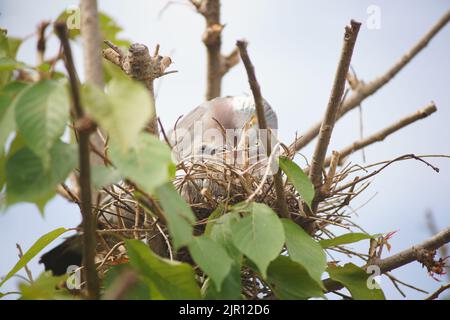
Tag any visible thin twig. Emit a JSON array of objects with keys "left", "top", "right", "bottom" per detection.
[
  {"left": 236, "top": 39, "right": 289, "bottom": 219},
  {"left": 322, "top": 103, "right": 437, "bottom": 167},
  {"left": 55, "top": 22, "right": 100, "bottom": 300},
  {"left": 290, "top": 10, "right": 450, "bottom": 153},
  {"left": 425, "top": 283, "right": 450, "bottom": 300},
  {"left": 16, "top": 244, "right": 34, "bottom": 283},
  {"left": 309, "top": 20, "right": 361, "bottom": 210},
  {"left": 323, "top": 226, "right": 450, "bottom": 293}
]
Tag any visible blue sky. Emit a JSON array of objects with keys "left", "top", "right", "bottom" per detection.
[{"left": 0, "top": 0, "right": 449, "bottom": 299}]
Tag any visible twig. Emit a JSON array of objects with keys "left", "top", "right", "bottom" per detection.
[
  {"left": 323, "top": 226, "right": 450, "bottom": 293},
  {"left": 16, "top": 244, "right": 34, "bottom": 283},
  {"left": 36, "top": 21, "right": 50, "bottom": 65},
  {"left": 425, "top": 283, "right": 450, "bottom": 300},
  {"left": 290, "top": 10, "right": 450, "bottom": 153},
  {"left": 309, "top": 20, "right": 361, "bottom": 209},
  {"left": 190, "top": 0, "right": 240, "bottom": 99},
  {"left": 54, "top": 22, "right": 100, "bottom": 300},
  {"left": 236, "top": 39, "right": 289, "bottom": 219},
  {"left": 102, "top": 41, "right": 174, "bottom": 135},
  {"left": 322, "top": 103, "right": 437, "bottom": 167}
]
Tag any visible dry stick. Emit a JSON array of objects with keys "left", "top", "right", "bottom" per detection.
[
  {"left": 321, "top": 103, "right": 437, "bottom": 168},
  {"left": 36, "top": 21, "right": 50, "bottom": 65},
  {"left": 309, "top": 20, "right": 361, "bottom": 210},
  {"left": 236, "top": 40, "right": 289, "bottom": 219},
  {"left": 425, "top": 283, "right": 450, "bottom": 300},
  {"left": 190, "top": 0, "right": 240, "bottom": 100},
  {"left": 16, "top": 244, "right": 33, "bottom": 283},
  {"left": 290, "top": 10, "right": 450, "bottom": 153},
  {"left": 323, "top": 226, "right": 450, "bottom": 293},
  {"left": 55, "top": 23, "right": 100, "bottom": 300},
  {"left": 103, "top": 41, "right": 174, "bottom": 136}
]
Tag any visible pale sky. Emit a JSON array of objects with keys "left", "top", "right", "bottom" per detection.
[{"left": 0, "top": 0, "right": 449, "bottom": 299}]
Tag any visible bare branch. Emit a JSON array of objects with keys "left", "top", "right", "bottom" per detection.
[
  {"left": 425, "top": 283, "right": 450, "bottom": 300},
  {"left": 237, "top": 39, "right": 289, "bottom": 219},
  {"left": 323, "top": 226, "right": 450, "bottom": 293},
  {"left": 55, "top": 22, "right": 100, "bottom": 300},
  {"left": 103, "top": 41, "right": 174, "bottom": 135},
  {"left": 323, "top": 102, "right": 437, "bottom": 167},
  {"left": 16, "top": 244, "right": 34, "bottom": 283},
  {"left": 309, "top": 20, "right": 361, "bottom": 201},
  {"left": 191, "top": 0, "right": 240, "bottom": 100},
  {"left": 290, "top": 10, "right": 450, "bottom": 153}
]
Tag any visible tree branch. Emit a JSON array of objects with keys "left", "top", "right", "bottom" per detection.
[
  {"left": 323, "top": 226, "right": 450, "bottom": 293},
  {"left": 290, "top": 10, "right": 450, "bottom": 153},
  {"left": 55, "top": 23, "right": 100, "bottom": 300},
  {"left": 103, "top": 41, "right": 174, "bottom": 135},
  {"left": 322, "top": 102, "right": 437, "bottom": 167},
  {"left": 425, "top": 283, "right": 450, "bottom": 300},
  {"left": 190, "top": 0, "right": 240, "bottom": 100},
  {"left": 80, "top": 0, "right": 106, "bottom": 167},
  {"left": 236, "top": 39, "right": 289, "bottom": 219},
  {"left": 309, "top": 20, "right": 361, "bottom": 201}
]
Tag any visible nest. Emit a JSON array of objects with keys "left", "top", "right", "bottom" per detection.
[{"left": 89, "top": 139, "right": 391, "bottom": 287}]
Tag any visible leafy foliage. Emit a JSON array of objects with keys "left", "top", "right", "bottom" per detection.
[
  {"left": 0, "top": 228, "right": 70, "bottom": 287},
  {"left": 327, "top": 263, "right": 385, "bottom": 300},
  {"left": 82, "top": 78, "right": 153, "bottom": 152},
  {"left": 282, "top": 219, "right": 326, "bottom": 287},
  {"left": 266, "top": 256, "right": 324, "bottom": 299},
  {"left": 230, "top": 203, "right": 285, "bottom": 278},
  {"left": 19, "top": 272, "right": 71, "bottom": 300},
  {"left": 156, "top": 182, "right": 195, "bottom": 250},
  {"left": 15, "top": 80, "right": 70, "bottom": 166},
  {"left": 5, "top": 141, "right": 77, "bottom": 210},
  {"left": 319, "top": 232, "right": 379, "bottom": 249},
  {"left": 125, "top": 240, "right": 201, "bottom": 299},
  {"left": 188, "top": 235, "right": 233, "bottom": 290},
  {"left": 279, "top": 156, "right": 315, "bottom": 208},
  {"left": 0, "top": 13, "right": 392, "bottom": 302}
]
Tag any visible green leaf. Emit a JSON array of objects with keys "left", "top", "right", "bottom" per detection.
[
  {"left": 0, "top": 228, "right": 69, "bottom": 287},
  {"left": 204, "top": 204, "right": 225, "bottom": 236},
  {"left": 98, "top": 12, "right": 131, "bottom": 48},
  {"left": 125, "top": 239, "right": 201, "bottom": 299},
  {"left": 109, "top": 132, "right": 175, "bottom": 194},
  {"left": 15, "top": 79, "right": 70, "bottom": 165},
  {"left": 282, "top": 219, "right": 326, "bottom": 288},
  {"left": 319, "top": 233, "right": 379, "bottom": 249},
  {"left": 327, "top": 263, "right": 385, "bottom": 300},
  {"left": 266, "top": 256, "right": 324, "bottom": 300},
  {"left": 19, "top": 272, "right": 71, "bottom": 300},
  {"left": 0, "top": 57, "right": 26, "bottom": 71},
  {"left": 91, "top": 165, "right": 122, "bottom": 189},
  {"left": 103, "top": 264, "right": 151, "bottom": 300},
  {"left": 0, "top": 81, "right": 29, "bottom": 149},
  {"left": 155, "top": 183, "right": 195, "bottom": 250},
  {"left": 55, "top": 9, "right": 81, "bottom": 39},
  {"left": 6, "top": 141, "right": 77, "bottom": 209},
  {"left": 82, "top": 78, "right": 153, "bottom": 152},
  {"left": 188, "top": 235, "right": 233, "bottom": 290},
  {"left": 0, "top": 32, "right": 22, "bottom": 88},
  {"left": 202, "top": 263, "right": 242, "bottom": 300},
  {"left": 230, "top": 203, "right": 285, "bottom": 278},
  {"left": 279, "top": 156, "right": 314, "bottom": 208},
  {"left": 209, "top": 212, "right": 242, "bottom": 262},
  {"left": 0, "top": 150, "right": 5, "bottom": 191}
]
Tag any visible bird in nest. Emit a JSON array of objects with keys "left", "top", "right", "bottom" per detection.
[{"left": 39, "top": 95, "right": 278, "bottom": 276}]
